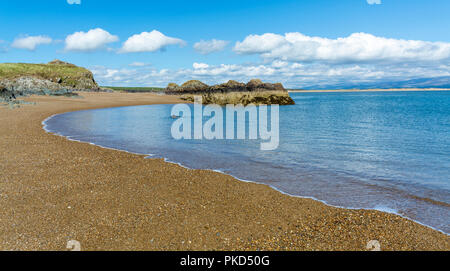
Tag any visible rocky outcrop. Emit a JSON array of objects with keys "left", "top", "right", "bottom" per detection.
[
  {"left": 235, "top": 93, "right": 295, "bottom": 106},
  {"left": 209, "top": 80, "right": 247, "bottom": 93},
  {"left": 166, "top": 82, "right": 180, "bottom": 92},
  {"left": 170, "top": 79, "right": 295, "bottom": 105},
  {"left": 180, "top": 80, "right": 210, "bottom": 92},
  {"left": 184, "top": 92, "right": 296, "bottom": 106},
  {"left": 165, "top": 79, "right": 289, "bottom": 94},
  {"left": 246, "top": 79, "right": 285, "bottom": 92},
  {"left": 0, "top": 60, "right": 100, "bottom": 98},
  {"left": 1, "top": 77, "right": 75, "bottom": 94}
]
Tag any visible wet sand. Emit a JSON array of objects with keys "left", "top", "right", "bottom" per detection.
[{"left": 0, "top": 92, "right": 448, "bottom": 251}]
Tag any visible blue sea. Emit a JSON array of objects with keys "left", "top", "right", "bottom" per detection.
[{"left": 44, "top": 91, "right": 450, "bottom": 233}]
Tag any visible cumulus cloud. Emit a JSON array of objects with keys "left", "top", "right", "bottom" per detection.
[
  {"left": 89, "top": 31, "right": 450, "bottom": 89},
  {"left": 11, "top": 35, "right": 52, "bottom": 51},
  {"left": 65, "top": 28, "right": 119, "bottom": 52},
  {"left": 193, "top": 39, "right": 229, "bottom": 54},
  {"left": 271, "top": 60, "right": 289, "bottom": 68},
  {"left": 91, "top": 63, "right": 277, "bottom": 87},
  {"left": 234, "top": 32, "right": 450, "bottom": 63},
  {"left": 234, "top": 33, "right": 286, "bottom": 54},
  {"left": 193, "top": 62, "right": 209, "bottom": 69},
  {"left": 67, "top": 0, "right": 81, "bottom": 4},
  {"left": 120, "top": 30, "right": 185, "bottom": 53},
  {"left": 91, "top": 60, "right": 450, "bottom": 90},
  {"left": 367, "top": 0, "right": 381, "bottom": 4}
]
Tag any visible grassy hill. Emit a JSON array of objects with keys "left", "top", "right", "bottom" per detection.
[{"left": 0, "top": 60, "right": 98, "bottom": 90}]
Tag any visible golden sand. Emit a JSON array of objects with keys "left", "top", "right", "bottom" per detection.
[{"left": 0, "top": 92, "right": 448, "bottom": 251}]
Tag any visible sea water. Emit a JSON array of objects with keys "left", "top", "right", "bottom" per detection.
[{"left": 44, "top": 91, "right": 450, "bottom": 233}]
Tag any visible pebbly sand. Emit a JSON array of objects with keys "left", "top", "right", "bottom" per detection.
[{"left": 0, "top": 92, "right": 448, "bottom": 251}]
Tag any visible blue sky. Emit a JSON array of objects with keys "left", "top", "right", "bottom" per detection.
[{"left": 1, "top": 0, "right": 449, "bottom": 88}]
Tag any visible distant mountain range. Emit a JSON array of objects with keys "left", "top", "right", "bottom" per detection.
[{"left": 299, "top": 76, "right": 450, "bottom": 90}]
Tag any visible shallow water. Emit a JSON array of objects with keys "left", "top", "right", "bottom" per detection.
[{"left": 44, "top": 91, "right": 450, "bottom": 233}]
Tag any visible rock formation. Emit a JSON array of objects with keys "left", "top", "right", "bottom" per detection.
[
  {"left": 167, "top": 79, "right": 295, "bottom": 105},
  {"left": 165, "top": 79, "right": 289, "bottom": 94},
  {"left": 209, "top": 80, "right": 247, "bottom": 93},
  {"left": 180, "top": 80, "right": 210, "bottom": 92}
]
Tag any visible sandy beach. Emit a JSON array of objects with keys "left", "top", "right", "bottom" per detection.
[{"left": 0, "top": 92, "right": 448, "bottom": 251}]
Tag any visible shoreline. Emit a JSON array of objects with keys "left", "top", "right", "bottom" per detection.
[
  {"left": 289, "top": 88, "right": 450, "bottom": 93},
  {"left": 1, "top": 92, "right": 448, "bottom": 250},
  {"left": 43, "top": 112, "right": 450, "bottom": 236}
]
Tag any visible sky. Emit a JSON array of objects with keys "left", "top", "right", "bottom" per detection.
[{"left": 0, "top": 0, "right": 449, "bottom": 88}]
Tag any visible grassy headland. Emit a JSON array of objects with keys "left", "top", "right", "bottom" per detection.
[
  {"left": 0, "top": 60, "right": 99, "bottom": 107},
  {"left": 0, "top": 60, "right": 98, "bottom": 90}
]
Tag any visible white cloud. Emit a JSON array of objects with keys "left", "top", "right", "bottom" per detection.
[
  {"left": 65, "top": 28, "right": 119, "bottom": 52},
  {"left": 367, "top": 0, "right": 381, "bottom": 4},
  {"left": 11, "top": 35, "right": 52, "bottom": 51},
  {"left": 120, "top": 30, "right": 185, "bottom": 53},
  {"left": 193, "top": 39, "right": 229, "bottom": 54},
  {"left": 67, "top": 0, "right": 81, "bottom": 4},
  {"left": 271, "top": 60, "right": 289, "bottom": 68},
  {"left": 91, "top": 60, "right": 450, "bottom": 90},
  {"left": 234, "top": 33, "right": 287, "bottom": 54},
  {"left": 193, "top": 62, "right": 209, "bottom": 69},
  {"left": 89, "top": 32, "right": 450, "bottom": 89},
  {"left": 234, "top": 32, "right": 450, "bottom": 63}
]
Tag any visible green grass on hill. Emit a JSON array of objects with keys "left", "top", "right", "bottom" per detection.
[
  {"left": 0, "top": 63, "right": 91, "bottom": 80},
  {"left": 0, "top": 63, "right": 97, "bottom": 89}
]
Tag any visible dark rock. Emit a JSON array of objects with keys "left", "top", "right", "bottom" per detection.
[
  {"left": 268, "top": 82, "right": 285, "bottom": 91},
  {"left": 180, "top": 80, "right": 210, "bottom": 92},
  {"left": 246, "top": 79, "right": 265, "bottom": 91},
  {"left": 0, "top": 85, "right": 16, "bottom": 101},
  {"left": 236, "top": 93, "right": 295, "bottom": 106},
  {"left": 165, "top": 79, "right": 294, "bottom": 105},
  {"left": 247, "top": 79, "right": 286, "bottom": 92},
  {"left": 166, "top": 79, "right": 287, "bottom": 94},
  {"left": 210, "top": 80, "right": 247, "bottom": 93},
  {"left": 166, "top": 82, "right": 180, "bottom": 92}
]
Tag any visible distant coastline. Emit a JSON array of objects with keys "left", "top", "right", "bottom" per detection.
[{"left": 289, "top": 88, "right": 450, "bottom": 93}]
